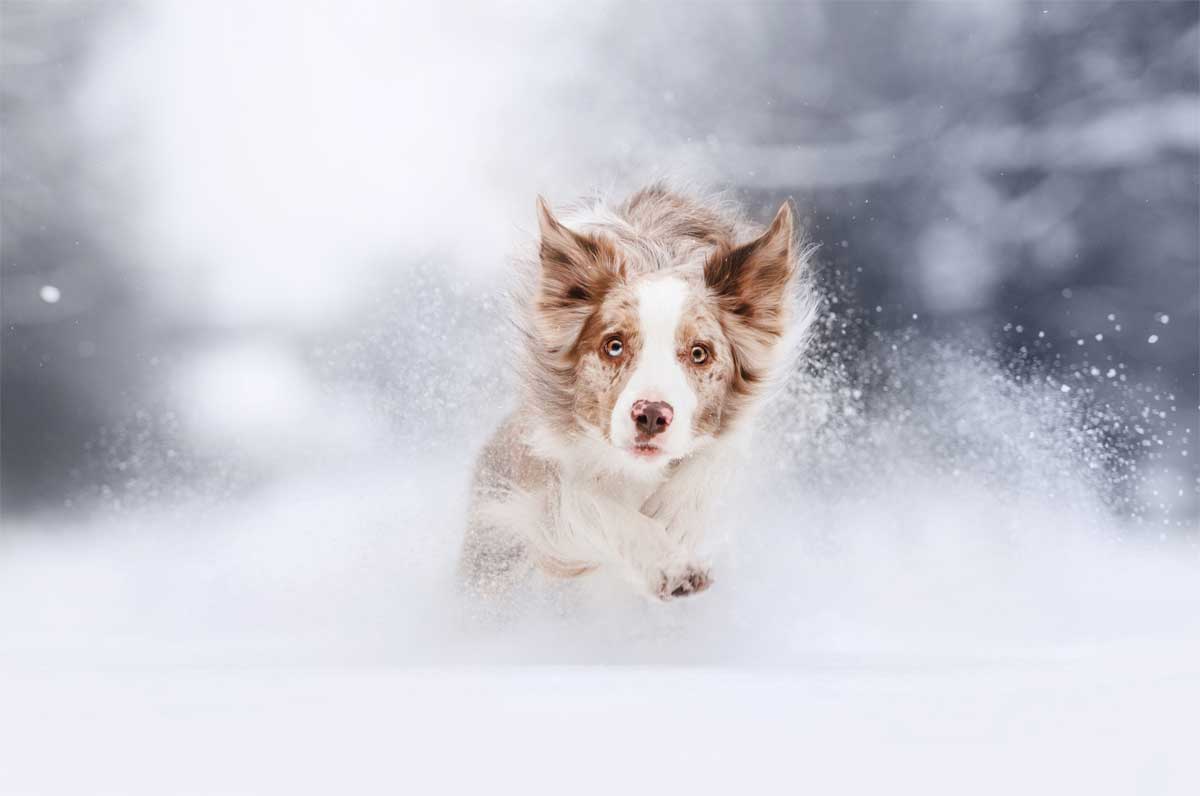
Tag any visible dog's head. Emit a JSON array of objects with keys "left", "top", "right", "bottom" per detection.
[{"left": 527, "top": 194, "right": 803, "bottom": 473}]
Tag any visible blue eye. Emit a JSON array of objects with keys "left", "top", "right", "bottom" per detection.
[{"left": 604, "top": 337, "right": 624, "bottom": 357}]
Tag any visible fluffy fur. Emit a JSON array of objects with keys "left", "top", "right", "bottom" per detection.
[{"left": 461, "top": 184, "right": 816, "bottom": 601}]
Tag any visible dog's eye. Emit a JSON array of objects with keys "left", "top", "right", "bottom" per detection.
[
  {"left": 690, "top": 345, "right": 709, "bottom": 365},
  {"left": 603, "top": 337, "right": 624, "bottom": 358}
]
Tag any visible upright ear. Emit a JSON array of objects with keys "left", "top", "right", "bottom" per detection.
[
  {"left": 704, "top": 201, "right": 795, "bottom": 327},
  {"left": 533, "top": 196, "right": 620, "bottom": 353}
]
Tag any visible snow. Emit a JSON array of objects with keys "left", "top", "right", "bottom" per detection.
[
  {"left": 4, "top": 4, "right": 1197, "bottom": 791},
  {"left": 2, "top": 659, "right": 1197, "bottom": 795},
  {"left": 2, "top": 347, "right": 1199, "bottom": 794}
]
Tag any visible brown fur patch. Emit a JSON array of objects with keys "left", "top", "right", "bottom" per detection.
[
  {"left": 675, "top": 289, "right": 737, "bottom": 437},
  {"left": 569, "top": 285, "right": 642, "bottom": 437},
  {"left": 534, "top": 196, "right": 623, "bottom": 357},
  {"left": 703, "top": 202, "right": 798, "bottom": 426}
]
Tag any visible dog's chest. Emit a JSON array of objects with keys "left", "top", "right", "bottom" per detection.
[{"left": 594, "top": 470, "right": 665, "bottom": 512}]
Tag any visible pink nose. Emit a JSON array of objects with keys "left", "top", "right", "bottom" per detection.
[{"left": 631, "top": 400, "right": 673, "bottom": 437}]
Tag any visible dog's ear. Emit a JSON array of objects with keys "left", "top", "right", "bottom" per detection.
[
  {"left": 533, "top": 196, "right": 619, "bottom": 354},
  {"left": 704, "top": 201, "right": 795, "bottom": 324},
  {"left": 536, "top": 196, "right": 617, "bottom": 293},
  {"left": 535, "top": 195, "right": 619, "bottom": 305}
]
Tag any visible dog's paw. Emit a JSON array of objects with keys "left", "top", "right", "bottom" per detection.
[{"left": 653, "top": 563, "right": 712, "bottom": 601}]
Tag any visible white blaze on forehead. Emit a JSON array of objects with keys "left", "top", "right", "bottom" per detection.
[
  {"left": 608, "top": 275, "right": 699, "bottom": 458},
  {"left": 636, "top": 277, "right": 689, "bottom": 361}
]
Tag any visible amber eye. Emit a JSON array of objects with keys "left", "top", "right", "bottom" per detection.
[
  {"left": 604, "top": 336, "right": 624, "bottom": 358},
  {"left": 690, "top": 344, "right": 709, "bottom": 365}
]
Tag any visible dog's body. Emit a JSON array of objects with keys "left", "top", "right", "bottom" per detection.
[{"left": 461, "top": 186, "right": 814, "bottom": 601}]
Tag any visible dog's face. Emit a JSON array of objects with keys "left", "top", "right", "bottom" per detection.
[
  {"left": 531, "top": 197, "right": 797, "bottom": 472},
  {"left": 572, "top": 273, "right": 732, "bottom": 463}
]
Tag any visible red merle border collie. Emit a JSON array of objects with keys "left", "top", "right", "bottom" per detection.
[{"left": 461, "top": 185, "right": 816, "bottom": 602}]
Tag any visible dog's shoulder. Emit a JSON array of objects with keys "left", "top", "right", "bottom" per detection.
[{"left": 473, "top": 411, "right": 555, "bottom": 496}]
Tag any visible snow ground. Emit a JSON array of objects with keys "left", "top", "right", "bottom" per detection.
[
  {"left": 2, "top": 657, "right": 1198, "bottom": 795},
  {"left": 2, "top": 434, "right": 1198, "bottom": 793}
]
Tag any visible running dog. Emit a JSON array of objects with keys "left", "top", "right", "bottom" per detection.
[{"left": 461, "top": 185, "right": 815, "bottom": 601}]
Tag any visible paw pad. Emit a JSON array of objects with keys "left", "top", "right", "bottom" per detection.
[{"left": 657, "top": 566, "right": 712, "bottom": 601}]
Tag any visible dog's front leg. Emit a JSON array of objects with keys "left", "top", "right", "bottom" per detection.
[
  {"left": 641, "top": 444, "right": 734, "bottom": 552},
  {"left": 550, "top": 483, "right": 710, "bottom": 600}
]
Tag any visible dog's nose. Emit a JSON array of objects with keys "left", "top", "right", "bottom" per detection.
[{"left": 632, "top": 400, "right": 673, "bottom": 437}]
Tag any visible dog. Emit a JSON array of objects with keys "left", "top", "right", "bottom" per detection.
[{"left": 460, "top": 185, "right": 815, "bottom": 602}]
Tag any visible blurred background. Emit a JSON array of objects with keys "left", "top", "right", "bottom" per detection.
[
  {"left": 2, "top": 0, "right": 1197, "bottom": 524},
  {"left": 4, "top": 6, "right": 1200, "bottom": 790}
]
